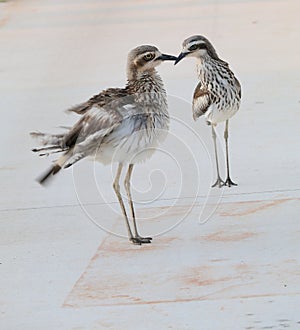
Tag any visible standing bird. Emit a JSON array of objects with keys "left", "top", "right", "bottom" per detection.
[
  {"left": 31, "top": 45, "right": 177, "bottom": 245},
  {"left": 175, "top": 35, "right": 241, "bottom": 187}
]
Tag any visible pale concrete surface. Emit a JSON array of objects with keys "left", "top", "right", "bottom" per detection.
[{"left": 1, "top": 0, "right": 300, "bottom": 329}]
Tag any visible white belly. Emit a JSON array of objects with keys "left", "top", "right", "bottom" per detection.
[
  {"left": 94, "top": 126, "right": 169, "bottom": 165},
  {"left": 205, "top": 103, "right": 239, "bottom": 124}
]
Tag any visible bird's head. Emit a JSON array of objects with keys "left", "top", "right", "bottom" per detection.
[
  {"left": 127, "top": 45, "right": 177, "bottom": 80},
  {"left": 174, "top": 35, "right": 219, "bottom": 65}
]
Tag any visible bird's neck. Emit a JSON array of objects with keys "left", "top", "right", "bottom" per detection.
[
  {"left": 127, "top": 70, "right": 165, "bottom": 94},
  {"left": 127, "top": 70, "right": 168, "bottom": 115},
  {"left": 196, "top": 57, "right": 212, "bottom": 84},
  {"left": 127, "top": 68, "right": 154, "bottom": 81},
  {"left": 196, "top": 56, "right": 228, "bottom": 84}
]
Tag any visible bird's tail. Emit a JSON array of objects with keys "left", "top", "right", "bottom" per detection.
[
  {"left": 31, "top": 132, "right": 67, "bottom": 157},
  {"left": 36, "top": 150, "right": 72, "bottom": 185},
  {"left": 30, "top": 131, "right": 65, "bottom": 147},
  {"left": 31, "top": 130, "right": 72, "bottom": 185}
]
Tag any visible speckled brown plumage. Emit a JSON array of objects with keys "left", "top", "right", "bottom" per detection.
[
  {"left": 31, "top": 45, "right": 176, "bottom": 245},
  {"left": 175, "top": 35, "right": 241, "bottom": 188}
]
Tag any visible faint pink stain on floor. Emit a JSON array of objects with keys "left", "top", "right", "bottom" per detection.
[
  {"left": 218, "top": 198, "right": 292, "bottom": 217},
  {"left": 183, "top": 268, "right": 234, "bottom": 287},
  {"left": 203, "top": 230, "right": 257, "bottom": 242},
  {"left": 63, "top": 197, "right": 300, "bottom": 308}
]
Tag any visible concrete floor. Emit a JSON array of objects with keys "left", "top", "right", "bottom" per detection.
[{"left": 1, "top": 0, "right": 300, "bottom": 329}]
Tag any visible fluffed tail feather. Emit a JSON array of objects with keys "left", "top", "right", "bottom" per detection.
[
  {"left": 30, "top": 131, "right": 64, "bottom": 146},
  {"left": 36, "top": 150, "right": 72, "bottom": 185},
  {"left": 65, "top": 102, "right": 90, "bottom": 115},
  {"left": 36, "top": 164, "right": 62, "bottom": 185},
  {"left": 32, "top": 145, "right": 68, "bottom": 157}
]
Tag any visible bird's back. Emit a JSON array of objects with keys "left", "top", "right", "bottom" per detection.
[{"left": 67, "top": 87, "right": 130, "bottom": 115}]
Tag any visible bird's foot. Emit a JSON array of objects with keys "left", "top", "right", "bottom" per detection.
[
  {"left": 130, "top": 236, "right": 152, "bottom": 245},
  {"left": 223, "top": 177, "right": 238, "bottom": 187},
  {"left": 211, "top": 177, "right": 225, "bottom": 188}
]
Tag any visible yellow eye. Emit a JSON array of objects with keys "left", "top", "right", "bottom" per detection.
[
  {"left": 189, "top": 44, "right": 198, "bottom": 51},
  {"left": 143, "top": 53, "right": 155, "bottom": 61}
]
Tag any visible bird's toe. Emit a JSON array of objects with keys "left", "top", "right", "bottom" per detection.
[
  {"left": 211, "top": 177, "right": 225, "bottom": 188},
  {"left": 130, "top": 236, "right": 152, "bottom": 245},
  {"left": 224, "top": 177, "right": 238, "bottom": 187}
]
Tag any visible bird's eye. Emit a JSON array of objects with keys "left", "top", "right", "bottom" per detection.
[
  {"left": 143, "top": 53, "right": 155, "bottom": 61},
  {"left": 189, "top": 44, "right": 198, "bottom": 51}
]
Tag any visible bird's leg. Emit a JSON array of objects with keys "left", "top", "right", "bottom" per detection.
[
  {"left": 223, "top": 120, "right": 237, "bottom": 187},
  {"left": 211, "top": 124, "right": 225, "bottom": 188},
  {"left": 124, "top": 164, "right": 152, "bottom": 244},
  {"left": 113, "top": 163, "right": 134, "bottom": 242}
]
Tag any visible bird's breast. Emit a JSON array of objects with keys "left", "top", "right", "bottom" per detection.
[{"left": 196, "top": 63, "right": 241, "bottom": 124}]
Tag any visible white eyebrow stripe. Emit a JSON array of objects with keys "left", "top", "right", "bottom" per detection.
[
  {"left": 140, "top": 51, "right": 153, "bottom": 57},
  {"left": 189, "top": 41, "right": 205, "bottom": 47}
]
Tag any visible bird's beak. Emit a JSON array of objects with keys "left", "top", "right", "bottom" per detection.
[
  {"left": 157, "top": 54, "right": 177, "bottom": 61},
  {"left": 174, "top": 52, "right": 188, "bottom": 65}
]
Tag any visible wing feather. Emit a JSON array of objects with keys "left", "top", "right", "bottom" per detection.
[
  {"left": 192, "top": 82, "right": 210, "bottom": 121},
  {"left": 66, "top": 87, "right": 129, "bottom": 115},
  {"left": 32, "top": 89, "right": 140, "bottom": 185}
]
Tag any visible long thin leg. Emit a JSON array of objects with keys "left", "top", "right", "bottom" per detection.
[
  {"left": 124, "top": 164, "right": 152, "bottom": 244},
  {"left": 211, "top": 124, "right": 225, "bottom": 188},
  {"left": 113, "top": 163, "right": 134, "bottom": 241},
  {"left": 224, "top": 120, "right": 237, "bottom": 187}
]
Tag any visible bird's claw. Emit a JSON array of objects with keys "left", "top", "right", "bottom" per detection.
[
  {"left": 212, "top": 176, "right": 237, "bottom": 188},
  {"left": 223, "top": 177, "right": 238, "bottom": 187},
  {"left": 130, "top": 236, "right": 152, "bottom": 245},
  {"left": 211, "top": 177, "right": 225, "bottom": 188}
]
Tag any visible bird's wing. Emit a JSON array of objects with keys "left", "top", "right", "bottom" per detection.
[
  {"left": 62, "top": 91, "right": 140, "bottom": 155},
  {"left": 67, "top": 87, "right": 129, "bottom": 115},
  {"left": 33, "top": 83, "right": 142, "bottom": 185},
  {"left": 234, "top": 77, "right": 242, "bottom": 98},
  {"left": 35, "top": 103, "right": 125, "bottom": 185},
  {"left": 192, "top": 82, "right": 211, "bottom": 120},
  {"left": 62, "top": 105, "right": 123, "bottom": 150}
]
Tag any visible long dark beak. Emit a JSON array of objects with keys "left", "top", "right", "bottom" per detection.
[
  {"left": 174, "top": 52, "right": 188, "bottom": 65},
  {"left": 157, "top": 54, "right": 177, "bottom": 61}
]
